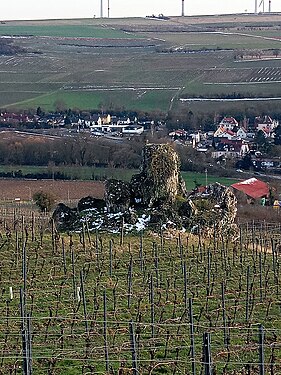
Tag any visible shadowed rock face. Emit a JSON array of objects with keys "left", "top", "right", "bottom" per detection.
[
  {"left": 104, "top": 180, "right": 131, "bottom": 213},
  {"left": 77, "top": 196, "right": 106, "bottom": 212},
  {"left": 105, "top": 144, "right": 187, "bottom": 212},
  {"left": 52, "top": 203, "right": 78, "bottom": 231}
]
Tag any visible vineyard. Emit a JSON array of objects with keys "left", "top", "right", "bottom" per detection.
[{"left": 0, "top": 210, "right": 281, "bottom": 374}]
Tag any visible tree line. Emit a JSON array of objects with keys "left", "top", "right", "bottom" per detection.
[{"left": 0, "top": 135, "right": 144, "bottom": 169}]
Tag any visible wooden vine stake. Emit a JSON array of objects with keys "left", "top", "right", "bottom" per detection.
[
  {"left": 129, "top": 320, "right": 138, "bottom": 375},
  {"left": 103, "top": 289, "right": 109, "bottom": 373}
]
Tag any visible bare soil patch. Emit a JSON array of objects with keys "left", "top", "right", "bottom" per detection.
[{"left": 0, "top": 179, "right": 105, "bottom": 201}]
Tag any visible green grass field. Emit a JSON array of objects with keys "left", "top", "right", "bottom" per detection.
[
  {"left": 152, "top": 31, "right": 281, "bottom": 50},
  {"left": 12, "top": 88, "right": 176, "bottom": 112},
  {"left": 0, "top": 25, "right": 138, "bottom": 39},
  {"left": 0, "top": 165, "right": 239, "bottom": 191}
]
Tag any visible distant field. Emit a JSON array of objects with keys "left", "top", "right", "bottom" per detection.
[
  {"left": 0, "top": 25, "right": 137, "bottom": 39},
  {"left": 0, "top": 165, "right": 239, "bottom": 193},
  {"left": 0, "top": 179, "right": 104, "bottom": 201},
  {"left": 12, "top": 88, "right": 176, "bottom": 112},
  {"left": 0, "top": 165, "right": 137, "bottom": 181},
  {"left": 152, "top": 31, "right": 281, "bottom": 49},
  {"left": 0, "top": 16, "right": 280, "bottom": 113}
]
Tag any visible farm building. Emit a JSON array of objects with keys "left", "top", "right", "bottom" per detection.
[{"left": 231, "top": 178, "right": 270, "bottom": 204}]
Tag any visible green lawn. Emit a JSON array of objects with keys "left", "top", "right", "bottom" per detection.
[{"left": 181, "top": 171, "right": 239, "bottom": 191}]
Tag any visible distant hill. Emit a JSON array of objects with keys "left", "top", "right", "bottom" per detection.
[{"left": 0, "top": 14, "right": 280, "bottom": 114}]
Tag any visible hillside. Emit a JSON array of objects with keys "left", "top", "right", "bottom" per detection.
[{"left": 0, "top": 14, "right": 280, "bottom": 114}]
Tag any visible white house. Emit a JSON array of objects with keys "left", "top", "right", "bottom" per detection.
[
  {"left": 255, "top": 115, "right": 278, "bottom": 133},
  {"left": 236, "top": 127, "right": 247, "bottom": 139},
  {"left": 122, "top": 125, "right": 144, "bottom": 135},
  {"left": 218, "top": 117, "right": 238, "bottom": 130}
]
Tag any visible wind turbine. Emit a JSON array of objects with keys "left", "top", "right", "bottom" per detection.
[
  {"left": 100, "top": 0, "right": 103, "bottom": 18},
  {"left": 259, "top": 0, "right": 265, "bottom": 12},
  {"left": 181, "top": 0, "right": 185, "bottom": 16},
  {"left": 255, "top": 0, "right": 258, "bottom": 13}
]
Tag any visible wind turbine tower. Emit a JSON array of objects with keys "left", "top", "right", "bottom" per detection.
[
  {"left": 108, "top": 0, "right": 110, "bottom": 17},
  {"left": 181, "top": 0, "right": 185, "bottom": 16},
  {"left": 255, "top": 0, "right": 258, "bottom": 13},
  {"left": 100, "top": 0, "right": 103, "bottom": 18},
  {"left": 269, "top": 0, "right": 272, "bottom": 12}
]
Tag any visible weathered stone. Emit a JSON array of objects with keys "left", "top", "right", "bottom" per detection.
[
  {"left": 182, "top": 183, "right": 238, "bottom": 235},
  {"left": 130, "top": 144, "right": 187, "bottom": 208},
  {"left": 77, "top": 196, "right": 105, "bottom": 212},
  {"left": 104, "top": 179, "right": 131, "bottom": 213},
  {"left": 52, "top": 203, "right": 78, "bottom": 231}
]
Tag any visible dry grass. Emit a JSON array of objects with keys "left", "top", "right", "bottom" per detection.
[{"left": 237, "top": 203, "right": 281, "bottom": 223}]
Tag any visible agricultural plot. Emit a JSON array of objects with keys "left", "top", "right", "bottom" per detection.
[
  {"left": 0, "top": 179, "right": 104, "bottom": 201},
  {"left": 0, "top": 25, "right": 138, "bottom": 39},
  {"left": 0, "top": 219, "right": 281, "bottom": 374},
  {"left": 0, "top": 16, "right": 280, "bottom": 112},
  {"left": 201, "top": 67, "right": 281, "bottom": 84},
  {"left": 150, "top": 31, "right": 281, "bottom": 50}
]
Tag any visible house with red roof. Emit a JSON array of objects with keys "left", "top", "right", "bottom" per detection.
[
  {"left": 219, "top": 117, "right": 238, "bottom": 130},
  {"left": 231, "top": 178, "right": 270, "bottom": 204},
  {"left": 254, "top": 115, "right": 278, "bottom": 136}
]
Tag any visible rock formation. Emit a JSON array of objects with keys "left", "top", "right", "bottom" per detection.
[
  {"left": 130, "top": 144, "right": 187, "bottom": 208},
  {"left": 52, "top": 144, "right": 237, "bottom": 236},
  {"left": 180, "top": 182, "right": 238, "bottom": 235}
]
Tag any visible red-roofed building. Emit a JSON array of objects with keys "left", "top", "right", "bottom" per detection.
[
  {"left": 254, "top": 115, "right": 279, "bottom": 135},
  {"left": 231, "top": 178, "right": 270, "bottom": 203},
  {"left": 218, "top": 117, "right": 238, "bottom": 130}
]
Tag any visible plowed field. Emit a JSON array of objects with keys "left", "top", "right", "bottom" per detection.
[{"left": 0, "top": 179, "right": 104, "bottom": 201}]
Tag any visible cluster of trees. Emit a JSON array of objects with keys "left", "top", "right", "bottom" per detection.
[{"left": 0, "top": 136, "right": 144, "bottom": 169}]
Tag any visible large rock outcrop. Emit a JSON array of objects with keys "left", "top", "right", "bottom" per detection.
[
  {"left": 180, "top": 182, "right": 238, "bottom": 235},
  {"left": 52, "top": 144, "right": 237, "bottom": 236},
  {"left": 130, "top": 144, "right": 187, "bottom": 208}
]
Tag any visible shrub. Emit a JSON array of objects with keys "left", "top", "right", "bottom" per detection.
[{"left": 33, "top": 191, "right": 55, "bottom": 212}]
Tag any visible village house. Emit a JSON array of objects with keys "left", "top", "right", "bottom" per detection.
[
  {"left": 236, "top": 127, "right": 248, "bottom": 139},
  {"left": 214, "top": 128, "right": 236, "bottom": 140},
  {"left": 212, "top": 139, "right": 249, "bottom": 159},
  {"left": 122, "top": 125, "right": 144, "bottom": 135},
  {"left": 231, "top": 178, "right": 270, "bottom": 204},
  {"left": 254, "top": 115, "right": 278, "bottom": 134},
  {"left": 218, "top": 116, "right": 238, "bottom": 130}
]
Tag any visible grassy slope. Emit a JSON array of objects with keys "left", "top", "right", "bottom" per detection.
[{"left": 0, "top": 25, "right": 138, "bottom": 38}]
